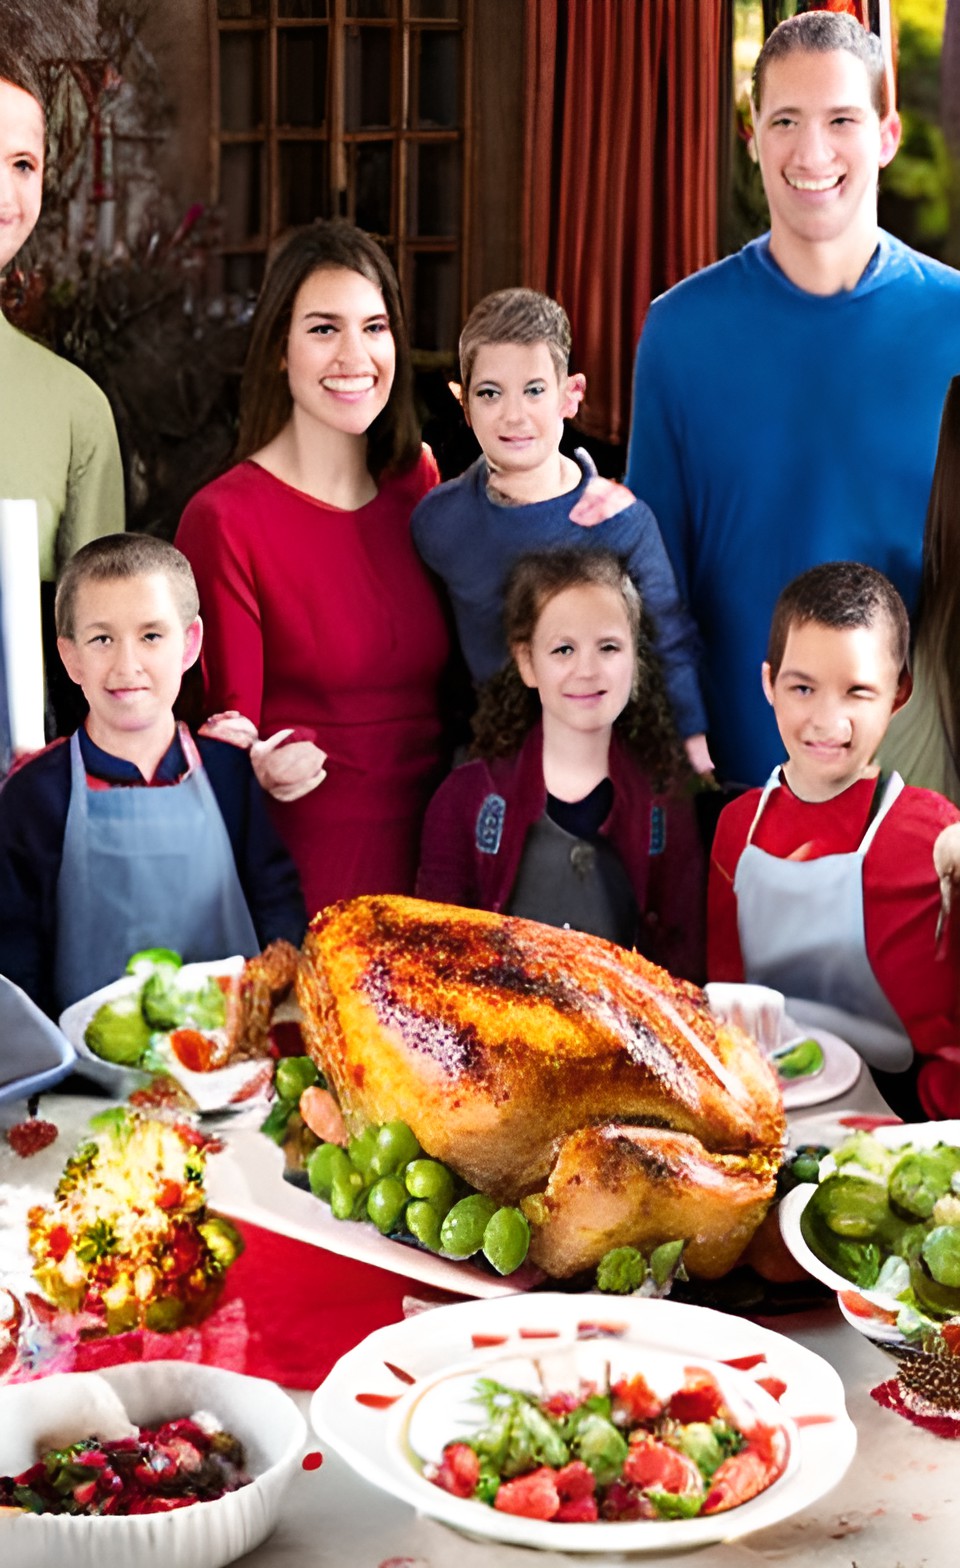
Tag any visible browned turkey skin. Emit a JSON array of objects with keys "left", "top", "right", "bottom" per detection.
[{"left": 296, "top": 895, "right": 785, "bottom": 1278}]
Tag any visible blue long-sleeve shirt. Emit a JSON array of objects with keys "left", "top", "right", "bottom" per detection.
[
  {"left": 411, "top": 448, "right": 706, "bottom": 739},
  {"left": 626, "top": 231, "right": 960, "bottom": 786}
]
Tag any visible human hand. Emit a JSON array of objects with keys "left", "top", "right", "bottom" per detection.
[
  {"left": 683, "top": 732, "right": 714, "bottom": 777},
  {"left": 568, "top": 476, "right": 635, "bottom": 527},
  {"left": 198, "top": 710, "right": 260, "bottom": 750},
  {"left": 250, "top": 730, "right": 327, "bottom": 803}
]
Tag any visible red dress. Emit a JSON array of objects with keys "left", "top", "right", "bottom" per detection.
[{"left": 176, "top": 451, "right": 448, "bottom": 918}]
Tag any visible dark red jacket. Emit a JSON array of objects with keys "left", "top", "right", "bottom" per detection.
[{"left": 416, "top": 725, "right": 704, "bottom": 981}]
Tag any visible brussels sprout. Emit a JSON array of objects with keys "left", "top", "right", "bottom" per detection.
[
  {"left": 909, "top": 1253, "right": 960, "bottom": 1317},
  {"left": 370, "top": 1120, "right": 421, "bottom": 1177},
  {"left": 921, "top": 1225, "right": 960, "bottom": 1287},
  {"left": 367, "top": 1176, "right": 408, "bottom": 1235},
  {"left": 198, "top": 1215, "right": 244, "bottom": 1271},
  {"left": 440, "top": 1194, "right": 498, "bottom": 1258},
  {"left": 889, "top": 1147, "right": 960, "bottom": 1220},
  {"left": 482, "top": 1207, "right": 530, "bottom": 1275},
  {"left": 596, "top": 1245, "right": 646, "bottom": 1295},
  {"left": 807, "top": 1174, "right": 890, "bottom": 1240},
  {"left": 126, "top": 948, "right": 182, "bottom": 977},
  {"left": 141, "top": 971, "right": 188, "bottom": 1031},
  {"left": 274, "top": 1055, "right": 318, "bottom": 1103},
  {"left": 84, "top": 994, "right": 152, "bottom": 1065},
  {"left": 800, "top": 1197, "right": 882, "bottom": 1287},
  {"left": 831, "top": 1132, "right": 896, "bottom": 1181}
]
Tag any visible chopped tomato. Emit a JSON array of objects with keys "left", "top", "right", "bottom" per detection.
[
  {"left": 431, "top": 1443, "right": 480, "bottom": 1499},
  {"left": 156, "top": 1179, "right": 184, "bottom": 1211},
  {"left": 555, "top": 1460, "right": 595, "bottom": 1501},
  {"left": 493, "top": 1467, "right": 561, "bottom": 1520},
  {"left": 666, "top": 1370, "right": 725, "bottom": 1424},
  {"left": 623, "top": 1433, "right": 702, "bottom": 1495},
  {"left": 755, "top": 1376, "right": 787, "bottom": 1402},
  {"left": 169, "top": 1029, "right": 223, "bottom": 1073},
  {"left": 612, "top": 1372, "right": 663, "bottom": 1424},
  {"left": 554, "top": 1493, "right": 599, "bottom": 1522}
]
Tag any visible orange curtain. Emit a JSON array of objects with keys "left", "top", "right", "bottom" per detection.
[{"left": 522, "top": 0, "right": 727, "bottom": 446}]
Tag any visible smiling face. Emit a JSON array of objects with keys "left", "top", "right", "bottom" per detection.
[
  {"left": 762, "top": 617, "right": 910, "bottom": 802},
  {"left": 465, "top": 341, "right": 582, "bottom": 487},
  {"left": 0, "top": 78, "right": 44, "bottom": 271},
  {"left": 753, "top": 47, "right": 900, "bottom": 286},
  {"left": 57, "top": 573, "right": 202, "bottom": 764},
  {"left": 283, "top": 264, "right": 396, "bottom": 440},
  {"left": 514, "top": 582, "right": 636, "bottom": 746}
]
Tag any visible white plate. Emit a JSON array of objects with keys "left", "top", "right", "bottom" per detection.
[
  {"left": 310, "top": 1293, "right": 856, "bottom": 1554},
  {"left": 778, "top": 1016, "right": 862, "bottom": 1111},
  {"left": 205, "top": 1127, "right": 528, "bottom": 1299},
  {"left": 779, "top": 1120, "right": 960, "bottom": 1346},
  {"left": 58, "top": 959, "right": 271, "bottom": 1114}
]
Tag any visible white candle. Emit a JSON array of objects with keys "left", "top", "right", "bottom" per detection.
[{"left": 0, "top": 499, "right": 46, "bottom": 755}]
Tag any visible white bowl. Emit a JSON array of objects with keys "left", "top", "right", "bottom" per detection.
[
  {"left": 778, "top": 1120, "right": 960, "bottom": 1346},
  {"left": 0, "top": 1361, "right": 306, "bottom": 1568}
]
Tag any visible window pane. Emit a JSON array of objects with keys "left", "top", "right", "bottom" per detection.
[
  {"left": 410, "top": 0, "right": 462, "bottom": 16},
  {"left": 414, "top": 29, "right": 459, "bottom": 128},
  {"left": 407, "top": 141, "right": 460, "bottom": 237},
  {"left": 346, "top": 0, "right": 397, "bottom": 15},
  {"left": 220, "top": 143, "right": 264, "bottom": 242},
  {"left": 218, "top": 0, "right": 268, "bottom": 18},
  {"left": 278, "top": 26, "right": 328, "bottom": 127},
  {"left": 409, "top": 250, "right": 459, "bottom": 353},
  {"left": 279, "top": 141, "right": 332, "bottom": 227},
  {"left": 344, "top": 27, "right": 394, "bottom": 130},
  {"left": 278, "top": 0, "right": 329, "bottom": 15},
  {"left": 219, "top": 32, "right": 264, "bottom": 133},
  {"left": 223, "top": 252, "right": 266, "bottom": 296},
  {"left": 350, "top": 141, "right": 393, "bottom": 236}
]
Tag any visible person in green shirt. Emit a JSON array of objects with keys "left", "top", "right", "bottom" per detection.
[{"left": 0, "top": 49, "right": 124, "bottom": 735}]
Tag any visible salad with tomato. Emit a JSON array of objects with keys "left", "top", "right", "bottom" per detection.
[{"left": 424, "top": 1364, "right": 787, "bottom": 1523}]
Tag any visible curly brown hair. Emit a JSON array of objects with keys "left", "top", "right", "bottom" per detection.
[{"left": 469, "top": 549, "right": 688, "bottom": 790}]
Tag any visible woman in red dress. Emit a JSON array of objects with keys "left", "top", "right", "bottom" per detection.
[{"left": 177, "top": 223, "right": 449, "bottom": 918}]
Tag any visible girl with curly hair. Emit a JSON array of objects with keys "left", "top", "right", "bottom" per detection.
[{"left": 417, "top": 549, "right": 704, "bottom": 977}]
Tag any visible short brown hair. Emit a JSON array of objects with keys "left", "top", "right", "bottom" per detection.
[
  {"left": 235, "top": 220, "right": 420, "bottom": 482},
  {"left": 56, "top": 534, "right": 200, "bottom": 639},
  {"left": 459, "top": 288, "right": 572, "bottom": 396},
  {"left": 766, "top": 561, "right": 909, "bottom": 682},
  {"left": 752, "top": 10, "right": 887, "bottom": 118}
]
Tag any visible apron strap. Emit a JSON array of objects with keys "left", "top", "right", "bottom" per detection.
[
  {"left": 857, "top": 771, "right": 904, "bottom": 856},
  {"left": 744, "top": 767, "right": 783, "bottom": 847}
]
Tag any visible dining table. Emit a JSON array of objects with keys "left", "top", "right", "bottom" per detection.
[{"left": 0, "top": 1065, "right": 955, "bottom": 1568}]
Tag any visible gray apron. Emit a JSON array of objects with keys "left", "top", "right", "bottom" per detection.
[
  {"left": 506, "top": 812, "right": 638, "bottom": 946},
  {"left": 54, "top": 725, "right": 259, "bottom": 1011},
  {"left": 733, "top": 769, "right": 912, "bottom": 1071}
]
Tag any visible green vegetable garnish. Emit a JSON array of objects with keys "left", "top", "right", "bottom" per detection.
[
  {"left": 125, "top": 947, "right": 183, "bottom": 977},
  {"left": 84, "top": 994, "right": 152, "bottom": 1065},
  {"left": 775, "top": 1036, "right": 824, "bottom": 1080}
]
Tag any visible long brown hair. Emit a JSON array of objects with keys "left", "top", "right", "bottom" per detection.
[
  {"left": 470, "top": 549, "right": 687, "bottom": 789},
  {"left": 916, "top": 376, "right": 960, "bottom": 780},
  {"left": 235, "top": 220, "right": 421, "bottom": 481}
]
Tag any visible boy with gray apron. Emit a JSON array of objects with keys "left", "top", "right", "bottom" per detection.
[{"left": 734, "top": 768, "right": 911, "bottom": 1072}]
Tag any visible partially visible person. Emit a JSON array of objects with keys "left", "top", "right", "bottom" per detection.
[
  {"left": 177, "top": 221, "right": 450, "bottom": 919},
  {"left": 878, "top": 376, "right": 960, "bottom": 805},
  {"left": 418, "top": 549, "right": 704, "bottom": 980},
  {"left": 411, "top": 288, "right": 711, "bottom": 776},
  {"left": 0, "top": 534, "right": 305, "bottom": 1016},
  {"left": 0, "top": 52, "right": 123, "bottom": 647},
  {"left": 626, "top": 10, "right": 960, "bottom": 786},
  {"left": 708, "top": 562, "right": 959, "bottom": 1120}
]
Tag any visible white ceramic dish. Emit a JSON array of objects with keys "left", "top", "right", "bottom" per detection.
[
  {"left": 311, "top": 1293, "right": 856, "bottom": 1555},
  {"left": 205, "top": 1127, "right": 527, "bottom": 1298},
  {"left": 58, "top": 959, "right": 270, "bottom": 1114},
  {"left": 0, "top": 975, "right": 75, "bottom": 1106},
  {"left": 0, "top": 1360, "right": 306, "bottom": 1568},
  {"left": 778, "top": 1120, "right": 960, "bottom": 1346}
]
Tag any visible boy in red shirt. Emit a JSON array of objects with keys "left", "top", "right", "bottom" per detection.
[{"left": 708, "top": 561, "right": 959, "bottom": 1119}]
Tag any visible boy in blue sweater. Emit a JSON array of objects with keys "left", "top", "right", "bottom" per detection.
[{"left": 411, "top": 289, "right": 711, "bottom": 774}]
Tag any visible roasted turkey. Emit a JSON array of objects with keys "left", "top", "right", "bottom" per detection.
[{"left": 296, "top": 895, "right": 785, "bottom": 1278}]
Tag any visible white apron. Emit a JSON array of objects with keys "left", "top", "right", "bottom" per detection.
[
  {"left": 733, "top": 769, "right": 912, "bottom": 1072},
  {"left": 54, "top": 725, "right": 259, "bottom": 1011}
]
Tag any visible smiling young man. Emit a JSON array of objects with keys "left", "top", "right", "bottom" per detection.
[
  {"left": 411, "top": 287, "right": 709, "bottom": 769},
  {"left": 625, "top": 10, "right": 960, "bottom": 789},
  {"left": 708, "top": 562, "right": 960, "bottom": 1120}
]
